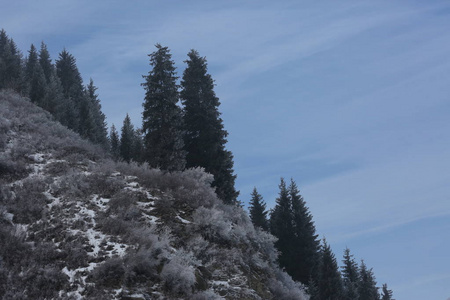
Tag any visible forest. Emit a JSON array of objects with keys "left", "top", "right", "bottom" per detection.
[{"left": 0, "top": 29, "right": 394, "bottom": 299}]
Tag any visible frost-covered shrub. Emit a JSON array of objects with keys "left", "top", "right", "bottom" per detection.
[
  {"left": 8, "top": 178, "right": 48, "bottom": 224},
  {"left": 191, "top": 206, "right": 232, "bottom": 244},
  {"left": 98, "top": 216, "right": 131, "bottom": 236},
  {"left": 44, "top": 160, "right": 70, "bottom": 176},
  {"left": 21, "top": 266, "right": 69, "bottom": 299},
  {"left": 267, "top": 268, "right": 308, "bottom": 300},
  {"left": 0, "top": 153, "right": 29, "bottom": 181},
  {"left": 191, "top": 289, "right": 222, "bottom": 300},
  {"left": 51, "top": 172, "right": 90, "bottom": 198},
  {"left": 109, "top": 190, "right": 136, "bottom": 212},
  {"left": 91, "top": 257, "right": 125, "bottom": 287},
  {"left": 124, "top": 248, "right": 159, "bottom": 285},
  {"left": 161, "top": 250, "right": 199, "bottom": 296},
  {"left": 62, "top": 241, "right": 89, "bottom": 270}
]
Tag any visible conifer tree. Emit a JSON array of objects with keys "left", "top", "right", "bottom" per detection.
[
  {"left": 317, "top": 239, "right": 344, "bottom": 300},
  {"left": 358, "top": 260, "right": 379, "bottom": 300},
  {"left": 181, "top": 49, "right": 238, "bottom": 204},
  {"left": 342, "top": 248, "right": 359, "bottom": 300},
  {"left": 142, "top": 44, "right": 186, "bottom": 171},
  {"left": 270, "top": 178, "right": 295, "bottom": 273},
  {"left": 0, "top": 30, "right": 23, "bottom": 92},
  {"left": 56, "top": 49, "right": 84, "bottom": 131},
  {"left": 109, "top": 124, "right": 120, "bottom": 160},
  {"left": 248, "top": 187, "right": 269, "bottom": 231},
  {"left": 120, "top": 114, "right": 135, "bottom": 162},
  {"left": 25, "top": 44, "right": 47, "bottom": 106},
  {"left": 380, "top": 283, "right": 394, "bottom": 300},
  {"left": 39, "top": 42, "right": 53, "bottom": 83},
  {"left": 131, "top": 128, "right": 145, "bottom": 163},
  {"left": 289, "top": 179, "right": 320, "bottom": 284},
  {"left": 85, "top": 79, "right": 108, "bottom": 147}
]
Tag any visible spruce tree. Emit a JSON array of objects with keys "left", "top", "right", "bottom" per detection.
[
  {"left": 181, "top": 49, "right": 238, "bottom": 204},
  {"left": 39, "top": 42, "right": 53, "bottom": 84},
  {"left": 142, "top": 44, "right": 186, "bottom": 171},
  {"left": 289, "top": 178, "right": 320, "bottom": 284},
  {"left": 56, "top": 49, "right": 83, "bottom": 131},
  {"left": 85, "top": 79, "right": 108, "bottom": 147},
  {"left": 25, "top": 44, "right": 47, "bottom": 107},
  {"left": 120, "top": 114, "right": 135, "bottom": 163},
  {"left": 248, "top": 187, "right": 269, "bottom": 231},
  {"left": 380, "top": 283, "right": 394, "bottom": 300},
  {"left": 109, "top": 124, "right": 120, "bottom": 160},
  {"left": 131, "top": 128, "right": 145, "bottom": 163},
  {"left": 0, "top": 30, "right": 23, "bottom": 92},
  {"left": 342, "top": 248, "right": 359, "bottom": 300},
  {"left": 270, "top": 178, "right": 295, "bottom": 274},
  {"left": 358, "top": 260, "right": 379, "bottom": 300},
  {"left": 317, "top": 239, "right": 344, "bottom": 300}
]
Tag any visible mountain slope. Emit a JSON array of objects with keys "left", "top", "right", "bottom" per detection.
[{"left": 0, "top": 91, "right": 308, "bottom": 299}]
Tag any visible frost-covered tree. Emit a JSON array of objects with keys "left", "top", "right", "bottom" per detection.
[
  {"left": 249, "top": 187, "right": 269, "bottom": 231},
  {"left": 290, "top": 179, "right": 320, "bottom": 284},
  {"left": 358, "top": 260, "right": 379, "bottom": 300},
  {"left": 181, "top": 49, "right": 238, "bottom": 204},
  {"left": 142, "top": 44, "right": 186, "bottom": 171},
  {"left": 342, "top": 248, "right": 359, "bottom": 300}
]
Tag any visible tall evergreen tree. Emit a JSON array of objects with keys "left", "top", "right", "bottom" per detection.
[
  {"left": 109, "top": 124, "right": 120, "bottom": 160},
  {"left": 380, "top": 283, "right": 394, "bottom": 300},
  {"left": 341, "top": 248, "right": 359, "bottom": 300},
  {"left": 39, "top": 42, "right": 53, "bottom": 83},
  {"left": 85, "top": 79, "right": 108, "bottom": 147},
  {"left": 25, "top": 44, "right": 47, "bottom": 106},
  {"left": 142, "top": 44, "right": 186, "bottom": 171},
  {"left": 289, "top": 179, "right": 321, "bottom": 284},
  {"left": 0, "top": 30, "right": 23, "bottom": 92},
  {"left": 317, "top": 239, "right": 344, "bottom": 300},
  {"left": 270, "top": 178, "right": 295, "bottom": 273},
  {"left": 120, "top": 114, "right": 135, "bottom": 163},
  {"left": 358, "top": 260, "right": 379, "bottom": 300},
  {"left": 131, "top": 128, "right": 145, "bottom": 163},
  {"left": 248, "top": 187, "right": 269, "bottom": 231},
  {"left": 56, "top": 49, "right": 83, "bottom": 131},
  {"left": 181, "top": 49, "right": 238, "bottom": 204}
]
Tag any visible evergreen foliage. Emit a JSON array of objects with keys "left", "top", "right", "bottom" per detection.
[
  {"left": 270, "top": 178, "right": 295, "bottom": 274},
  {"left": 24, "top": 44, "right": 47, "bottom": 106},
  {"left": 358, "top": 260, "right": 379, "bottom": 300},
  {"left": 290, "top": 178, "right": 320, "bottom": 284},
  {"left": 248, "top": 187, "right": 269, "bottom": 231},
  {"left": 142, "top": 44, "right": 186, "bottom": 171},
  {"left": 181, "top": 49, "right": 238, "bottom": 204},
  {"left": 381, "top": 283, "right": 394, "bottom": 300},
  {"left": 0, "top": 29, "right": 23, "bottom": 92},
  {"left": 341, "top": 248, "right": 359, "bottom": 300},
  {"left": 109, "top": 124, "right": 120, "bottom": 160},
  {"left": 120, "top": 114, "right": 135, "bottom": 163},
  {"left": 317, "top": 239, "right": 344, "bottom": 300},
  {"left": 84, "top": 79, "right": 109, "bottom": 147},
  {"left": 55, "top": 49, "right": 83, "bottom": 131}
]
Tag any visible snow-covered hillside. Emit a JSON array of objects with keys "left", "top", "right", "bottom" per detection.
[{"left": 0, "top": 91, "right": 308, "bottom": 299}]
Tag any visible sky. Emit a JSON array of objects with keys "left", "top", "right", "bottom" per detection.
[{"left": 2, "top": 0, "right": 450, "bottom": 299}]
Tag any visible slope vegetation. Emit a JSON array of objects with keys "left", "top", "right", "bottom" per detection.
[{"left": 0, "top": 91, "right": 307, "bottom": 299}]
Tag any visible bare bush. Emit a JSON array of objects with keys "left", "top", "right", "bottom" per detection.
[{"left": 161, "top": 250, "right": 199, "bottom": 296}]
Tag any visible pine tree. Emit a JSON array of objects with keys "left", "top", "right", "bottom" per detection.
[
  {"left": 109, "top": 124, "right": 120, "bottom": 160},
  {"left": 181, "top": 49, "right": 238, "bottom": 204},
  {"left": 0, "top": 30, "right": 23, "bottom": 92},
  {"left": 270, "top": 178, "right": 295, "bottom": 273},
  {"left": 56, "top": 49, "right": 84, "bottom": 131},
  {"left": 317, "top": 239, "right": 344, "bottom": 300},
  {"left": 131, "top": 128, "right": 145, "bottom": 163},
  {"left": 25, "top": 44, "right": 47, "bottom": 106},
  {"left": 248, "top": 187, "right": 269, "bottom": 231},
  {"left": 341, "top": 248, "right": 359, "bottom": 300},
  {"left": 289, "top": 179, "right": 321, "bottom": 284},
  {"left": 120, "top": 114, "right": 135, "bottom": 162},
  {"left": 142, "top": 44, "right": 186, "bottom": 171},
  {"left": 358, "top": 260, "right": 379, "bottom": 300},
  {"left": 380, "top": 283, "right": 394, "bottom": 300},
  {"left": 85, "top": 79, "right": 108, "bottom": 147},
  {"left": 39, "top": 42, "right": 53, "bottom": 83}
]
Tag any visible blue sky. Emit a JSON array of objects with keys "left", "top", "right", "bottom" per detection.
[{"left": 2, "top": 1, "right": 450, "bottom": 299}]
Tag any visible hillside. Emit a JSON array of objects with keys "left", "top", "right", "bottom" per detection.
[{"left": 0, "top": 91, "right": 308, "bottom": 299}]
